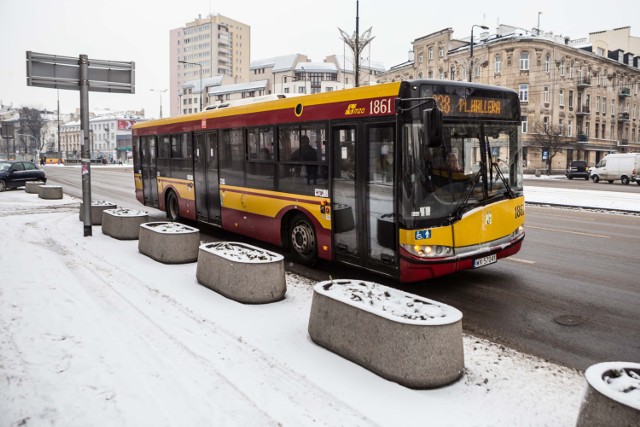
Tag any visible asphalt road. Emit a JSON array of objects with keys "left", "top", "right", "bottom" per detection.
[{"left": 44, "top": 166, "right": 640, "bottom": 371}]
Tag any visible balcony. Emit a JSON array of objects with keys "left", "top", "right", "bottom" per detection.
[
  {"left": 577, "top": 77, "right": 591, "bottom": 89},
  {"left": 577, "top": 134, "right": 588, "bottom": 142},
  {"left": 619, "top": 87, "right": 631, "bottom": 97},
  {"left": 618, "top": 112, "right": 630, "bottom": 122},
  {"left": 576, "top": 106, "right": 591, "bottom": 116}
]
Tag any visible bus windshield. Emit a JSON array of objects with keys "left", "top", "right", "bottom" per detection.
[{"left": 400, "top": 121, "right": 522, "bottom": 228}]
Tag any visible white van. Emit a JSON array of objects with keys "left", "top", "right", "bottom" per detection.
[{"left": 590, "top": 153, "right": 640, "bottom": 185}]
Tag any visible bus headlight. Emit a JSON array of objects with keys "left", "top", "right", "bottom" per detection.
[
  {"left": 512, "top": 226, "right": 524, "bottom": 239},
  {"left": 401, "top": 244, "right": 453, "bottom": 258}
]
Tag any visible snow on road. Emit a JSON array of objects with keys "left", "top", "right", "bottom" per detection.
[{"left": 0, "top": 190, "right": 587, "bottom": 426}]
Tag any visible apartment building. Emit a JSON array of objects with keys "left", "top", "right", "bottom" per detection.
[
  {"left": 378, "top": 26, "right": 640, "bottom": 173},
  {"left": 170, "top": 14, "right": 251, "bottom": 116}
]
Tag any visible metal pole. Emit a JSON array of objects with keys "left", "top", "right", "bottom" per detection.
[
  {"left": 199, "top": 65, "right": 203, "bottom": 111},
  {"left": 79, "top": 54, "right": 93, "bottom": 236},
  {"left": 57, "top": 90, "right": 61, "bottom": 164},
  {"left": 469, "top": 27, "right": 474, "bottom": 83},
  {"left": 355, "top": 0, "right": 360, "bottom": 88}
]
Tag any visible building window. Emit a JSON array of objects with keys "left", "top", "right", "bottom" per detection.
[
  {"left": 418, "top": 54, "right": 424, "bottom": 63},
  {"left": 544, "top": 86, "right": 550, "bottom": 104},
  {"left": 560, "top": 59, "right": 565, "bottom": 76},
  {"left": 439, "top": 68, "right": 445, "bottom": 79},
  {"left": 559, "top": 89, "right": 565, "bottom": 106},
  {"left": 428, "top": 47, "right": 433, "bottom": 60},
  {"left": 596, "top": 96, "right": 600, "bottom": 113},
  {"left": 519, "top": 84, "right": 529, "bottom": 101},
  {"left": 603, "top": 97, "right": 606, "bottom": 115},
  {"left": 545, "top": 54, "right": 550, "bottom": 73},
  {"left": 495, "top": 54, "right": 502, "bottom": 74},
  {"left": 543, "top": 116, "right": 549, "bottom": 132},
  {"left": 521, "top": 116, "right": 528, "bottom": 133},
  {"left": 439, "top": 47, "right": 444, "bottom": 57},
  {"left": 611, "top": 99, "right": 615, "bottom": 117},
  {"left": 569, "top": 61, "right": 574, "bottom": 79},
  {"left": 569, "top": 90, "right": 574, "bottom": 109},
  {"left": 519, "top": 52, "right": 529, "bottom": 70}
]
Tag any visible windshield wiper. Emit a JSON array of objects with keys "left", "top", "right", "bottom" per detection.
[
  {"left": 452, "top": 166, "right": 483, "bottom": 220},
  {"left": 492, "top": 160, "right": 515, "bottom": 199}
]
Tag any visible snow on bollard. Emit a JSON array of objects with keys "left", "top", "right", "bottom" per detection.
[
  {"left": 138, "top": 222, "right": 199, "bottom": 264},
  {"left": 308, "top": 279, "right": 464, "bottom": 388},
  {"left": 79, "top": 200, "right": 117, "bottom": 225},
  {"left": 196, "top": 242, "right": 286, "bottom": 304},
  {"left": 576, "top": 362, "right": 640, "bottom": 426},
  {"left": 101, "top": 208, "right": 149, "bottom": 240}
]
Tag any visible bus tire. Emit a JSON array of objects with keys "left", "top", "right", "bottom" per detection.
[
  {"left": 166, "top": 190, "right": 180, "bottom": 222},
  {"left": 287, "top": 214, "right": 317, "bottom": 266}
]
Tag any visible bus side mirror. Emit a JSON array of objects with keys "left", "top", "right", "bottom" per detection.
[{"left": 423, "top": 107, "right": 443, "bottom": 147}]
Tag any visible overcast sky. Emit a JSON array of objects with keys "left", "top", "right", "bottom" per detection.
[{"left": 1, "top": 0, "right": 638, "bottom": 119}]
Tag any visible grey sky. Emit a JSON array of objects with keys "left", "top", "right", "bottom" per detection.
[{"left": 1, "top": 0, "right": 637, "bottom": 118}]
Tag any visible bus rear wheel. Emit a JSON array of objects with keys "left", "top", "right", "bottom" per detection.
[
  {"left": 166, "top": 191, "right": 180, "bottom": 222},
  {"left": 288, "top": 214, "right": 317, "bottom": 265}
]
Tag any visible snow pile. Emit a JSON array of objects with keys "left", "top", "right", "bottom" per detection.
[
  {"left": 0, "top": 191, "right": 585, "bottom": 426},
  {"left": 104, "top": 208, "right": 148, "bottom": 217},
  {"left": 202, "top": 242, "right": 282, "bottom": 263}
]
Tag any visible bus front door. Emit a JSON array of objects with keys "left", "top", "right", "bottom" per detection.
[
  {"left": 331, "top": 123, "right": 397, "bottom": 276},
  {"left": 141, "top": 136, "right": 158, "bottom": 208},
  {"left": 194, "top": 132, "right": 221, "bottom": 224}
]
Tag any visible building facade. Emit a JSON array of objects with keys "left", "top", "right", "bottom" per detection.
[
  {"left": 378, "top": 26, "right": 640, "bottom": 173},
  {"left": 170, "top": 14, "right": 251, "bottom": 116}
]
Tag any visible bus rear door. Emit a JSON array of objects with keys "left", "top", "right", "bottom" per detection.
[
  {"left": 331, "top": 122, "right": 397, "bottom": 276},
  {"left": 141, "top": 136, "right": 159, "bottom": 207},
  {"left": 194, "top": 132, "right": 221, "bottom": 224}
]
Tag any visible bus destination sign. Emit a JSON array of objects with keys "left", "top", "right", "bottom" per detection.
[{"left": 432, "top": 94, "right": 510, "bottom": 118}]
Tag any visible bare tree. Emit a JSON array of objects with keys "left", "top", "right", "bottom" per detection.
[
  {"left": 18, "top": 107, "right": 47, "bottom": 156},
  {"left": 529, "top": 121, "right": 574, "bottom": 175}
]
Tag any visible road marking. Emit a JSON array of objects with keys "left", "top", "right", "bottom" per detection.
[
  {"left": 506, "top": 258, "right": 536, "bottom": 265},
  {"left": 527, "top": 225, "right": 611, "bottom": 239}
]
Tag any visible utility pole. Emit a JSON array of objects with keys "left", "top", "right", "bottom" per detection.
[{"left": 57, "top": 89, "right": 61, "bottom": 164}]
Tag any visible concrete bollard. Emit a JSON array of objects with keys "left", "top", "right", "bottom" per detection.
[
  {"left": 25, "top": 181, "right": 45, "bottom": 194},
  {"left": 138, "top": 222, "right": 199, "bottom": 264},
  {"left": 101, "top": 208, "right": 148, "bottom": 240},
  {"left": 79, "top": 200, "right": 117, "bottom": 225},
  {"left": 196, "top": 242, "right": 286, "bottom": 304},
  {"left": 37, "top": 185, "right": 63, "bottom": 200},
  {"left": 576, "top": 362, "right": 640, "bottom": 426},
  {"left": 308, "top": 279, "right": 464, "bottom": 388}
]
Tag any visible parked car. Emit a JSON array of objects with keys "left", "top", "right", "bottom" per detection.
[
  {"left": 590, "top": 153, "right": 640, "bottom": 185},
  {"left": 565, "top": 160, "right": 590, "bottom": 180},
  {"left": 0, "top": 160, "right": 47, "bottom": 191}
]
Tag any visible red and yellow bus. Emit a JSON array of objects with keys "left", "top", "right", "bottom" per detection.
[{"left": 132, "top": 79, "right": 525, "bottom": 283}]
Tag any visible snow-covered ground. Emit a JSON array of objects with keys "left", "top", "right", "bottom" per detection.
[
  {"left": 4, "top": 186, "right": 628, "bottom": 426},
  {"left": 524, "top": 175, "right": 640, "bottom": 212}
]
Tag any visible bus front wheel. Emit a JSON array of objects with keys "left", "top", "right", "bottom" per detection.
[
  {"left": 288, "top": 214, "right": 317, "bottom": 266},
  {"left": 166, "top": 191, "right": 180, "bottom": 222}
]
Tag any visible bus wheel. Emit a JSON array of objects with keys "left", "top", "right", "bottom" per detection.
[
  {"left": 288, "top": 214, "right": 317, "bottom": 265},
  {"left": 166, "top": 191, "right": 180, "bottom": 221}
]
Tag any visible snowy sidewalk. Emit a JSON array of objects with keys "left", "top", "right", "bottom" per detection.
[
  {"left": 525, "top": 185, "right": 640, "bottom": 212},
  {"left": 0, "top": 190, "right": 585, "bottom": 426}
]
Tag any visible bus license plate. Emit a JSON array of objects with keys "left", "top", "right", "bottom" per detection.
[{"left": 473, "top": 254, "right": 497, "bottom": 268}]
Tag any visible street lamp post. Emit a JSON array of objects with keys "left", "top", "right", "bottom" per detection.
[
  {"left": 150, "top": 88, "right": 168, "bottom": 118},
  {"left": 469, "top": 24, "right": 489, "bottom": 83},
  {"left": 178, "top": 60, "right": 203, "bottom": 112}
]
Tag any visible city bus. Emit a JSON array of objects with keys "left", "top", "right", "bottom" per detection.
[{"left": 132, "top": 79, "right": 525, "bottom": 283}]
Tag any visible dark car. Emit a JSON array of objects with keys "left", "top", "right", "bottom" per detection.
[
  {"left": 0, "top": 160, "right": 47, "bottom": 191},
  {"left": 565, "top": 160, "right": 590, "bottom": 180}
]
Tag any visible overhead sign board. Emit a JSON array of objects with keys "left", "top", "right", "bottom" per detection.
[{"left": 26, "top": 51, "right": 135, "bottom": 93}]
